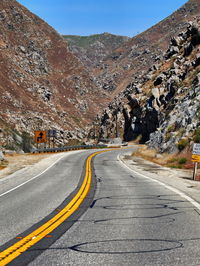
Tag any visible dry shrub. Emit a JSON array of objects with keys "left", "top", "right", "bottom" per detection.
[
  {"left": 132, "top": 145, "right": 194, "bottom": 169},
  {"left": 0, "top": 160, "right": 8, "bottom": 170},
  {"left": 132, "top": 145, "right": 167, "bottom": 165}
]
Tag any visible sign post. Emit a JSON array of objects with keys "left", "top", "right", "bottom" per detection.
[
  {"left": 193, "top": 162, "right": 198, "bottom": 180},
  {"left": 192, "top": 143, "right": 200, "bottom": 181},
  {"left": 47, "top": 130, "right": 57, "bottom": 148}
]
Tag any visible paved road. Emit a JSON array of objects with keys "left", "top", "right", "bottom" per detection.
[
  {"left": 0, "top": 150, "right": 95, "bottom": 246},
  {"left": 1, "top": 148, "right": 200, "bottom": 265},
  {"left": 30, "top": 149, "right": 200, "bottom": 266}
]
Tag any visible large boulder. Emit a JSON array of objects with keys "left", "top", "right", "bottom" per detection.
[
  {"left": 154, "top": 73, "right": 166, "bottom": 86},
  {"left": 184, "top": 42, "right": 193, "bottom": 57},
  {"left": 192, "top": 73, "right": 200, "bottom": 87},
  {"left": 191, "top": 25, "right": 200, "bottom": 46},
  {"left": 193, "top": 53, "right": 200, "bottom": 67}
]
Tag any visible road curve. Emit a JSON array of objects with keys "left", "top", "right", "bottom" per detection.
[
  {"left": 0, "top": 150, "right": 98, "bottom": 247},
  {"left": 1, "top": 148, "right": 200, "bottom": 265},
  {"left": 30, "top": 148, "right": 200, "bottom": 266}
]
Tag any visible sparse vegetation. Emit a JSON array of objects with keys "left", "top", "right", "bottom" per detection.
[
  {"left": 3, "top": 144, "right": 16, "bottom": 151},
  {"left": 178, "top": 157, "right": 187, "bottom": 164},
  {"left": 193, "top": 127, "right": 200, "bottom": 143},
  {"left": 169, "top": 165, "right": 183, "bottom": 169},
  {"left": 167, "top": 124, "right": 176, "bottom": 133},
  {"left": 165, "top": 132, "right": 171, "bottom": 142},
  {"left": 167, "top": 157, "right": 178, "bottom": 163},
  {"left": 0, "top": 159, "right": 8, "bottom": 170},
  {"left": 63, "top": 33, "right": 129, "bottom": 49},
  {"left": 177, "top": 139, "right": 189, "bottom": 152},
  {"left": 21, "top": 132, "right": 33, "bottom": 153},
  {"left": 177, "top": 128, "right": 186, "bottom": 137},
  {"left": 167, "top": 157, "right": 187, "bottom": 168},
  {"left": 131, "top": 145, "right": 194, "bottom": 170}
]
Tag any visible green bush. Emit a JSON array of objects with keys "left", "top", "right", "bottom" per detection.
[
  {"left": 170, "top": 165, "right": 183, "bottom": 169},
  {"left": 167, "top": 124, "right": 176, "bottom": 133},
  {"left": 21, "top": 132, "right": 32, "bottom": 153},
  {"left": 177, "top": 139, "right": 189, "bottom": 152},
  {"left": 193, "top": 128, "right": 200, "bottom": 143},
  {"left": 165, "top": 132, "right": 171, "bottom": 142},
  {"left": 178, "top": 158, "right": 187, "bottom": 164}
]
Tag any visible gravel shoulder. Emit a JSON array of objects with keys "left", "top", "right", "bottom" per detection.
[
  {"left": 0, "top": 153, "right": 51, "bottom": 180},
  {"left": 120, "top": 153, "right": 200, "bottom": 204}
]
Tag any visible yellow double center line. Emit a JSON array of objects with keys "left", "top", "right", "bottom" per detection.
[{"left": 0, "top": 150, "right": 107, "bottom": 265}]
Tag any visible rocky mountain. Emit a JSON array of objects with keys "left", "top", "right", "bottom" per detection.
[
  {"left": 1, "top": 0, "right": 200, "bottom": 153},
  {"left": 95, "top": 17, "right": 200, "bottom": 153},
  {"left": 92, "top": 0, "right": 200, "bottom": 94},
  {"left": 0, "top": 0, "right": 110, "bottom": 150},
  {"left": 63, "top": 33, "right": 130, "bottom": 68}
]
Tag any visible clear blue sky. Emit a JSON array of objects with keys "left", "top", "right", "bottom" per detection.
[{"left": 17, "top": 0, "right": 188, "bottom": 37}]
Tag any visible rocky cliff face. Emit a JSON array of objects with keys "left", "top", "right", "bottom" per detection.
[
  {"left": 95, "top": 17, "right": 200, "bottom": 153},
  {"left": 63, "top": 33, "right": 130, "bottom": 69},
  {"left": 92, "top": 0, "right": 200, "bottom": 94},
  {"left": 1, "top": 0, "right": 200, "bottom": 153},
  {"left": 0, "top": 0, "right": 110, "bottom": 149},
  {"left": 147, "top": 20, "right": 200, "bottom": 152}
]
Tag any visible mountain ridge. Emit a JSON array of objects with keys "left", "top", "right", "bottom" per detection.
[
  {"left": 63, "top": 33, "right": 130, "bottom": 68},
  {"left": 0, "top": 0, "right": 200, "bottom": 152},
  {"left": 95, "top": 15, "right": 200, "bottom": 154},
  {"left": 0, "top": 0, "right": 110, "bottom": 150},
  {"left": 91, "top": 0, "right": 200, "bottom": 94}
]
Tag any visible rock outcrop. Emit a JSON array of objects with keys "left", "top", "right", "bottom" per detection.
[
  {"left": 1, "top": 0, "right": 200, "bottom": 153},
  {"left": 95, "top": 17, "right": 200, "bottom": 153},
  {"left": 0, "top": 0, "right": 110, "bottom": 150},
  {"left": 92, "top": 0, "right": 200, "bottom": 94}
]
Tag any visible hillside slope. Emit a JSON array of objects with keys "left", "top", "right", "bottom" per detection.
[
  {"left": 95, "top": 17, "right": 200, "bottom": 154},
  {"left": 0, "top": 0, "right": 110, "bottom": 149},
  {"left": 93, "top": 0, "right": 200, "bottom": 93},
  {"left": 63, "top": 33, "right": 130, "bottom": 68}
]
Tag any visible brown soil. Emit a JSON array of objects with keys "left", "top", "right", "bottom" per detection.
[{"left": 0, "top": 153, "right": 50, "bottom": 179}]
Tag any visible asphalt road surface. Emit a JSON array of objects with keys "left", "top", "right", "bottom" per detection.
[
  {"left": 0, "top": 150, "right": 94, "bottom": 246},
  {"left": 1, "top": 148, "right": 200, "bottom": 265}
]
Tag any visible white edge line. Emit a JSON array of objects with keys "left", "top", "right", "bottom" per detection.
[
  {"left": 0, "top": 151, "right": 82, "bottom": 198},
  {"left": 117, "top": 154, "right": 200, "bottom": 211}
]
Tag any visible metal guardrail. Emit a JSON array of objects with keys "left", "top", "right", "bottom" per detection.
[{"left": 32, "top": 144, "right": 107, "bottom": 153}]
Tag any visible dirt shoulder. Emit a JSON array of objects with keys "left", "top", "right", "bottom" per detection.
[
  {"left": 120, "top": 152, "right": 200, "bottom": 204},
  {"left": 0, "top": 153, "right": 51, "bottom": 180}
]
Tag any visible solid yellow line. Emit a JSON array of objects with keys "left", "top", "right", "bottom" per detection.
[{"left": 0, "top": 150, "right": 108, "bottom": 265}]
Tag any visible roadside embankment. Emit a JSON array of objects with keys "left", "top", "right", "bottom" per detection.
[
  {"left": 120, "top": 152, "right": 200, "bottom": 205},
  {"left": 0, "top": 153, "right": 62, "bottom": 180}
]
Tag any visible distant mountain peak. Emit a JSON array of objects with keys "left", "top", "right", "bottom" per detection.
[{"left": 63, "top": 33, "right": 130, "bottom": 67}]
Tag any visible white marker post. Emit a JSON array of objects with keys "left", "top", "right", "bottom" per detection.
[{"left": 192, "top": 143, "right": 200, "bottom": 181}]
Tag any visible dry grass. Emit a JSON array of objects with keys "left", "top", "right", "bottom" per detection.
[
  {"left": 0, "top": 153, "right": 50, "bottom": 179},
  {"left": 132, "top": 145, "right": 194, "bottom": 169},
  {"left": 132, "top": 145, "right": 169, "bottom": 165},
  {"left": 0, "top": 160, "right": 8, "bottom": 170}
]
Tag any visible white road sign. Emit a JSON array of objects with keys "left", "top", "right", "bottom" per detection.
[{"left": 192, "top": 143, "right": 200, "bottom": 155}]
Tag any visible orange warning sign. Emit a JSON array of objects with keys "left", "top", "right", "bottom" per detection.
[{"left": 34, "top": 131, "right": 47, "bottom": 143}]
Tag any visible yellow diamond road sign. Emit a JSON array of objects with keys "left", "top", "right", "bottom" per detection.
[{"left": 34, "top": 131, "right": 47, "bottom": 143}]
